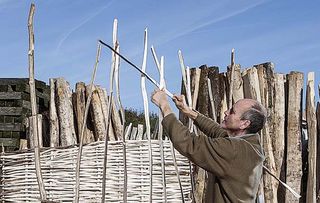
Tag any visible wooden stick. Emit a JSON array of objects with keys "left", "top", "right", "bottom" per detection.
[
  {"left": 263, "top": 166, "right": 301, "bottom": 199},
  {"left": 27, "top": 3, "right": 46, "bottom": 200},
  {"left": 112, "top": 19, "right": 127, "bottom": 201},
  {"left": 140, "top": 28, "right": 153, "bottom": 202},
  {"left": 99, "top": 40, "right": 173, "bottom": 98},
  {"left": 151, "top": 46, "right": 167, "bottom": 201},
  {"left": 178, "top": 50, "right": 188, "bottom": 92},
  {"left": 177, "top": 52, "right": 194, "bottom": 201},
  {"left": 101, "top": 32, "right": 119, "bottom": 201},
  {"left": 75, "top": 42, "right": 101, "bottom": 203},
  {"left": 112, "top": 19, "right": 125, "bottom": 130}
]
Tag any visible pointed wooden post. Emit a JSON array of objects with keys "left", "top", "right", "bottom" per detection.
[{"left": 140, "top": 28, "right": 153, "bottom": 202}]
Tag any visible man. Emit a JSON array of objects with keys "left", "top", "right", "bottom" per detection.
[{"left": 151, "top": 89, "right": 267, "bottom": 203}]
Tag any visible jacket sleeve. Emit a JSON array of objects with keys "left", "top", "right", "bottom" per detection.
[
  {"left": 162, "top": 113, "right": 237, "bottom": 177},
  {"left": 194, "top": 113, "right": 228, "bottom": 138}
]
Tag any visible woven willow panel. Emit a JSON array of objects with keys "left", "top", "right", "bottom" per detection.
[{"left": 0, "top": 140, "right": 192, "bottom": 202}]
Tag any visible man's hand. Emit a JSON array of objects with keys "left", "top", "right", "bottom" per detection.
[
  {"left": 173, "top": 95, "right": 198, "bottom": 120},
  {"left": 151, "top": 89, "right": 173, "bottom": 117}
]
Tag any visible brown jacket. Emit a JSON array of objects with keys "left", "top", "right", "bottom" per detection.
[{"left": 162, "top": 113, "right": 265, "bottom": 203}]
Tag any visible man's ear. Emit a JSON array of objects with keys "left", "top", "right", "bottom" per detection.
[{"left": 240, "top": 120, "right": 251, "bottom": 130}]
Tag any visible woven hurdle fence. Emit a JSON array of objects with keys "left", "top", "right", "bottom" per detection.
[{"left": 0, "top": 140, "right": 192, "bottom": 202}]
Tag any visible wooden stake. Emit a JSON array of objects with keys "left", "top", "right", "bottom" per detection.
[
  {"left": 27, "top": 3, "right": 46, "bottom": 200},
  {"left": 151, "top": 46, "right": 167, "bottom": 201},
  {"left": 306, "top": 72, "right": 317, "bottom": 203},
  {"left": 140, "top": 28, "right": 153, "bottom": 202}
]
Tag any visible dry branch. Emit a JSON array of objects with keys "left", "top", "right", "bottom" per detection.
[{"left": 27, "top": 3, "right": 47, "bottom": 200}]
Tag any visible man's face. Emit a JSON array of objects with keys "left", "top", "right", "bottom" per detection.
[{"left": 220, "top": 100, "right": 252, "bottom": 132}]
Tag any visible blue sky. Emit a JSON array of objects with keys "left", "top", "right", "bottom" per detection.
[{"left": 0, "top": 0, "right": 319, "bottom": 112}]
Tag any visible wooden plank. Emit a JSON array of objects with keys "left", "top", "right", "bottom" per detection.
[
  {"left": 286, "top": 71, "right": 303, "bottom": 202},
  {"left": 306, "top": 72, "right": 317, "bottom": 203},
  {"left": 0, "top": 92, "right": 23, "bottom": 100},
  {"left": 0, "top": 107, "right": 23, "bottom": 115},
  {"left": 0, "top": 123, "right": 21, "bottom": 131}
]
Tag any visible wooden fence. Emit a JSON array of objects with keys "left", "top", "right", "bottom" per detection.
[{"left": 180, "top": 62, "right": 319, "bottom": 203}]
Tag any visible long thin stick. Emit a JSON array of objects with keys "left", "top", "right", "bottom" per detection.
[
  {"left": 140, "top": 28, "right": 153, "bottom": 202},
  {"left": 101, "top": 31, "right": 120, "bottom": 202},
  {"left": 99, "top": 40, "right": 173, "bottom": 98},
  {"left": 74, "top": 42, "right": 101, "bottom": 202},
  {"left": 263, "top": 166, "right": 301, "bottom": 199},
  {"left": 27, "top": 3, "right": 47, "bottom": 201},
  {"left": 151, "top": 46, "right": 167, "bottom": 202}
]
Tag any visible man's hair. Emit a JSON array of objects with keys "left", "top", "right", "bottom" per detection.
[{"left": 240, "top": 103, "right": 267, "bottom": 134}]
